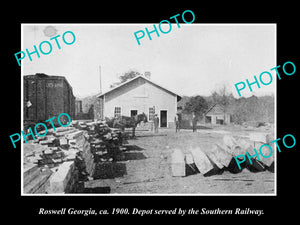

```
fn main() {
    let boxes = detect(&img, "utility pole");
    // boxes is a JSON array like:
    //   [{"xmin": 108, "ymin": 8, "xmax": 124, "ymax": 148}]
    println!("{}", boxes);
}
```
[
  {"xmin": 99, "ymin": 65, "xmax": 103, "ymax": 121},
  {"xmin": 99, "ymin": 65, "xmax": 102, "ymax": 94}
]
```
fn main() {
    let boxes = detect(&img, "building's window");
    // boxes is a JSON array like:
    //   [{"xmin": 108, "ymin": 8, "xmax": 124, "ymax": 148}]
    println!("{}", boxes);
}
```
[
  {"xmin": 114, "ymin": 107, "xmax": 121, "ymax": 117},
  {"xmin": 149, "ymin": 107, "xmax": 155, "ymax": 121}
]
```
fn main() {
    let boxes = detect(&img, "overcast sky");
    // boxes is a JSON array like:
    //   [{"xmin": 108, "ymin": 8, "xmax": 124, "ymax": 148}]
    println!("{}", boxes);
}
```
[{"xmin": 22, "ymin": 24, "xmax": 276, "ymax": 98}]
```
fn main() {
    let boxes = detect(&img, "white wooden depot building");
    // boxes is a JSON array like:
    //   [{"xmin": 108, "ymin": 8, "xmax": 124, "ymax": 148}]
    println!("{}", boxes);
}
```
[{"xmin": 97, "ymin": 75, "xmax": 181, "ymax": 128}]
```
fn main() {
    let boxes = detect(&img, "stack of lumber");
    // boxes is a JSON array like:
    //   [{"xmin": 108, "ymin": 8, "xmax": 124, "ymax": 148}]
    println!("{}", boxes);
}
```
[
  {"xmin": 85, "ymin": 121, "xmax": 126, "ymax": 180},
  {"xmin": 171, "ymin": 133, "xmax": 274, "ymax": 177},
  {"xmin": 88, "ymin": 121, "xmax": 124, "ymax": 162},
  {"xmin": 23, "ymin": 123, "xmax": 93, "ymax": 194}
]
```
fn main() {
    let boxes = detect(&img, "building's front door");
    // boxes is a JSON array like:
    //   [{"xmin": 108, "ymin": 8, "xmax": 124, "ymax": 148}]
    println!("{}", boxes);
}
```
[
  {"xmin": 131, "ymin": 110, "xmax": 138, "ymax": 117},
  {"xmin": 160, "ymin": 110, "xmax": 167, "ymax": 127}
]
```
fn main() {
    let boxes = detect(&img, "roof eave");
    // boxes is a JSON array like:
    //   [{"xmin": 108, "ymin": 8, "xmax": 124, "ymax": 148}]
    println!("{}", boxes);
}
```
[{"xmin": 97, "ymin": 75, "xmax": 181, "ymax": 100}]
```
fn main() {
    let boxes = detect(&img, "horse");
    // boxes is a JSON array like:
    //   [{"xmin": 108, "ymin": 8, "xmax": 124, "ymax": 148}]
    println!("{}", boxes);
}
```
[{"xmin": 106, "ymin": 113, "xmax": 148, "ymax": 138}]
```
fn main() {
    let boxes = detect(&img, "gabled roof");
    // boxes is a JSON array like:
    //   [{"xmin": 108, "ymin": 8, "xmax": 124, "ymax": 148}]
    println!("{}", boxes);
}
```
[
  {"xmin": 97, "ymin": 75, "xmax": 182, "ymax": 101},
  {"xmin": 205, "ymin": 103, "xmax": 228, "ymax": 115}
]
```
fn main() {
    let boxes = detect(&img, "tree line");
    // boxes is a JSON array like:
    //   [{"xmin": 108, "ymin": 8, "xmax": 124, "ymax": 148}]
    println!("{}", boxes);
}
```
[{"xmin": 179, "ymin": 88, "xmax": 274, "ymax": 125}]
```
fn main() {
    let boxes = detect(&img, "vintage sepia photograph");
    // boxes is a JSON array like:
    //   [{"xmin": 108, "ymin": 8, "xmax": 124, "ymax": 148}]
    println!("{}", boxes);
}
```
[{"xmin": 21, "ymin": 23, "xmax": 276, "ymax": 195}]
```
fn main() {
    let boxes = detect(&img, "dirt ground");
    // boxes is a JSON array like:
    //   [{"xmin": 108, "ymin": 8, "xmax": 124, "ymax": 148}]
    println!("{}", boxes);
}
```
[{"xmin": 86, "ymin": 125, "xmax": 275, "ymax": 195}]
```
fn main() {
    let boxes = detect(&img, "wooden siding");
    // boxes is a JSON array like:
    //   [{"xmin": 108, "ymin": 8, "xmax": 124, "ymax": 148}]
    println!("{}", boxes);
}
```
[{"xmin": 103, "ymin": 77, "xmax": 177, "ymax": 128}]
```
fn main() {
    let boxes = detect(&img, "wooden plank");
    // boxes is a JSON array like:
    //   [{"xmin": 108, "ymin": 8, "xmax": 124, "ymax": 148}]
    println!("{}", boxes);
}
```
[
  {"xmin": 253, "ymin": 141, "xmax": 274, "ymax": 167},
  {"xmin": 190, "ymin": 147, "xmax": 213, "ymax": 175},
  {"xmin": 54, "ymin": 129, "xmax": 78, "ymax": 137},
  {"xmin": 23, "ymin": 163, "xmax": 40, "ymax": 187},
  {"xmin": 47, "ymin": 161, "xmax": 75, "ymax": 193},
  {"xmin": 222, "ymin": 135, "xmax": 244, "ymax": 156},
  {"xmin": 171, "ymin": 149, "xmax": 185, "ymax": 177},
  {"xmin": 234, "ymin": 139, "xmax": 272, "ymax": 169},
  {"xmin": 66, "ymin": 131, "xmax": 84, "ymax": 140},
  {"xmin": 205, "ymin": 146, "xmax": 224, "ymax": 169},
  {"xmin": 212, "ymin": 144, "xmax": 233, "ymax": 167},
  {"xmin": 223, "ymin": 135, "xmax": 238, "ymax": 149},
  {"xmin": 59, "ymin": 137, "xmax": 68, "ymax": 146},
  {"xmin": 234, "ymin": 138, "xmax": 252, "ymax": 156},
  {"xmin": 249, "ymin": 133, "xmax": 268, "ymax": 143},
  {"xmin": 185, "ymin": 153, "xmax": 194, "ymax": 164},
  {"xmin": 23, "ymin": 143, "xmax": 48, "ymax": 156},
  {"xmin": 24, "ymin": 172, "xmax": 52, "ymax": 194}
]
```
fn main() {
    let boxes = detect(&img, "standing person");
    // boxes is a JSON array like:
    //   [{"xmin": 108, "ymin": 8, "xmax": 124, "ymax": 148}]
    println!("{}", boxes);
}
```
[
  {"xmin": 153, "ymin": 114, "xmax": 157, "ymax": 133},
  {"xmin": 178, "ymin": 113, "xmax": 182, "ymax": 132},
  {"xmin": 175, "ymin": 114, "xmax": 179, "ymax": 132},
  {"xmin": 192, "ymin": 112, "xmax": 197, "ymax": 132},
  {"xmin": 150, "ymin": 120, "xmax": 154, "ymax": 132},
  {"xmin": 154, "ymin": 114, "xmax": 159, "ymax": 133}
]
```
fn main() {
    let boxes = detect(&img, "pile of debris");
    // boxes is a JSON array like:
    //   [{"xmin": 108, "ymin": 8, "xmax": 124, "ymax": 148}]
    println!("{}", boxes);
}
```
[{"xmin": 171, "ymin": 133, "xmax": 274, "ymax": 177}]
